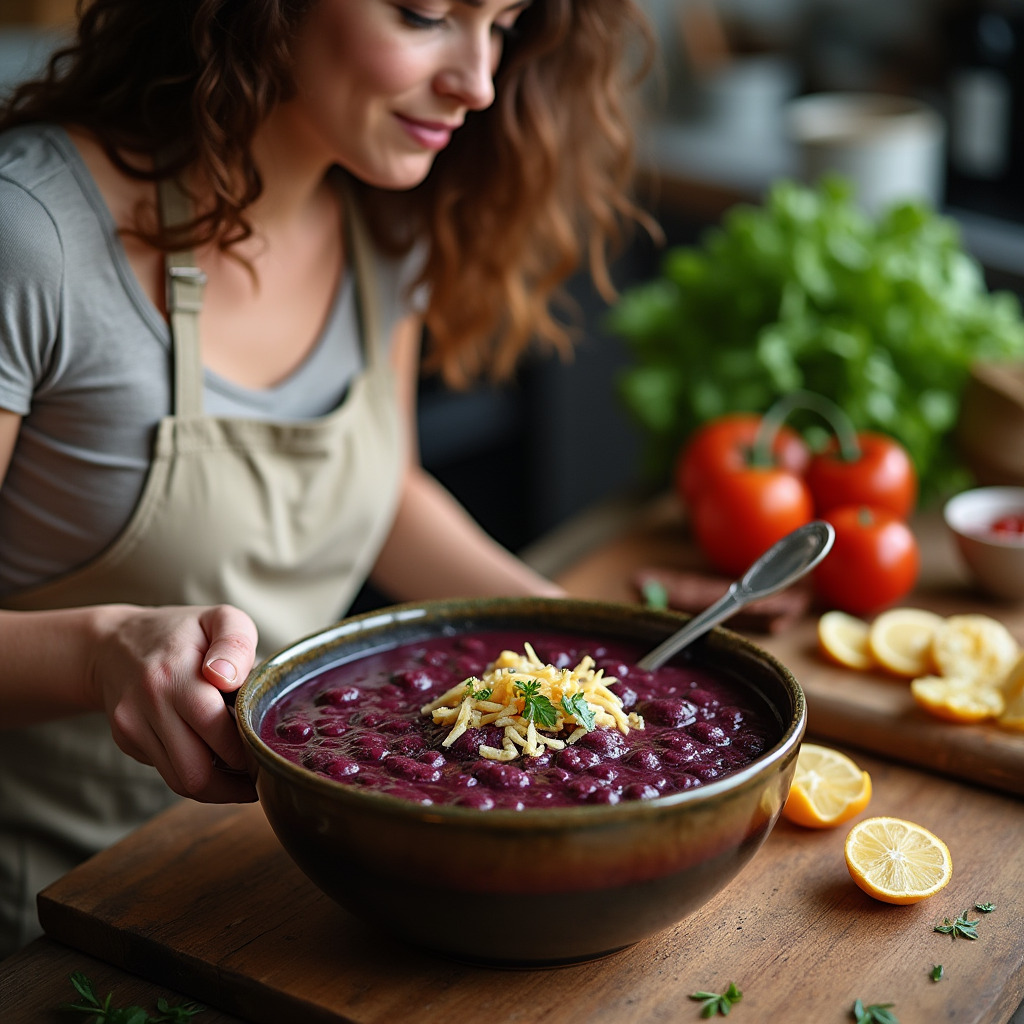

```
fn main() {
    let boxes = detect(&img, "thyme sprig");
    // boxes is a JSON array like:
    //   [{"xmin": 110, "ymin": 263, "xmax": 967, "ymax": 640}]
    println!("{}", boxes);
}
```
[
  {"xmin": 689, "ymin": 982, "xmax": 742, "ymax": 1017},
  {"xmin": 61, "ymin": 972, "xmax": 205, "ymax": 1023},
  {"xmin": 934, "ymin": 910, "xmax": 980, "ymax": 940}
]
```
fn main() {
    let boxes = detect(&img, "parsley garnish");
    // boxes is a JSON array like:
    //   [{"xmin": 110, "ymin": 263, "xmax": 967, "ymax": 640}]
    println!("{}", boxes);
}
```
[
  {"xmin": 934, "ymin": 910, "xmax": 979, "ymax": 940},
  {"xmin": 463, "ymin": 679, "xmax": 492, "ymax": 700},
  {"xmin": 689, "ymin": 983, "xmax": 742, "ymax": 1017},
  {"xmin": 852, "ymin": 999, "xmax": 899, "ymax": 1024},
  {"xmin": 975, "ymin": 901, "xmax": 996, "ymax": 913},
  {"xmin": 61, "ymin": 972, "xmax": 205, "ymax": 1023},
  {"xmin": 514, "ymin": 680, "xmax": 559, "ymax": 729},
  {"xmin": 929, "ymin": 964, "xmax": 944, "ymax": 982},
  {"xmin": 560, "ymin": 692, "xmax": 597, "ymax": 731}
]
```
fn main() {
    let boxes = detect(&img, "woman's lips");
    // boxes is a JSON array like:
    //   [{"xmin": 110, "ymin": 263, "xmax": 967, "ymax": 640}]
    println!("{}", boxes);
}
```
[{"xmin": 396, "ymin": 114, "xmax": 458, "ymax": 151}]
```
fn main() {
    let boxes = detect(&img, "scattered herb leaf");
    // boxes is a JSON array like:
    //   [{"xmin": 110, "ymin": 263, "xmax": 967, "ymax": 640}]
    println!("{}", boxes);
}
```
[
  {"xmin": 514, "ymin": 680, "xmax": 559, "ymax": 729},
  {"xmin": 853, "ymin": 999, "xmax": 900, "ymax": 1024},
  {"xmin": 463, "ymin": 679, "xmax": 492, "ymax": 700},
  {"xmin": 560, "ymin": 692, "xmax": 597, "ymax": 731},
  {"xmin": 641, "ymin": 578, "xmax": 669, "ymax": 610},
  {"xmin": 689, "ymin": 982, "xmax": 742, "ymax": 1017},
  {"xmin": 61, "ymin": 972, "xmax": 205, "ymax": 1023},
  {"xmin": 935, "ymin": 911, "xmax": 980, "ymax": 940},
  {"xmin": 929, "ymin": 965, "xmax": 944, "ymax": 982},
  {"xmin": 975, "ymin": 901, "xmax": 996, "ymax": 913}
]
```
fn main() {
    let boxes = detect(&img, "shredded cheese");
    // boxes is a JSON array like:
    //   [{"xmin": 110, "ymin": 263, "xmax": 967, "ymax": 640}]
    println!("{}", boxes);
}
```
[{"xmin": 420, "ymin": 643, "xmax": 644, "ymax": 761}]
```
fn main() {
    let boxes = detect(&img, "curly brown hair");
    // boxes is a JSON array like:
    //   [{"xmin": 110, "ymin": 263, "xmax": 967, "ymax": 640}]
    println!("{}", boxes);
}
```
[{"xmin": 1, "ymin": 0, "xmax": 654, "ymax": 384}]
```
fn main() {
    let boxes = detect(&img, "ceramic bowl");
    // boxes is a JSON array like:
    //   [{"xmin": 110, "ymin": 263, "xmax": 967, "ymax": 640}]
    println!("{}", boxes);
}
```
[
  {"xmin": 235, "ymin": 597, "xmax": 805, "ymax": 967},
  {"xmin": 944, "ymin": 487, "xmax": 1024, "ymax": 601}
]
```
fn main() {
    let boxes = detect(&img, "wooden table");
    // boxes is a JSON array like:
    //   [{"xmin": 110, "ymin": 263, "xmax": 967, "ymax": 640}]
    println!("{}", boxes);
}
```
[{"xmin": 2, "ymin": 496, "xmax": 1023, "ymax": 1024}]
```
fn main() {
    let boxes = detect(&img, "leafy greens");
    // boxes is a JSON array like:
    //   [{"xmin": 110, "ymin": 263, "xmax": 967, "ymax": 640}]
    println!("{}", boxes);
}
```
[{"xmin": 609, "ymin": 176, "xmax": 1024, "ymax": 502}]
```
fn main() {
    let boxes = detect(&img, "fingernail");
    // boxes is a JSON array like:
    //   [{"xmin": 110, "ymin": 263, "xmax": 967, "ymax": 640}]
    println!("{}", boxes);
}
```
[{"xmin": 206, "ymin": 659, "xmax": 237, "ymax": 683}]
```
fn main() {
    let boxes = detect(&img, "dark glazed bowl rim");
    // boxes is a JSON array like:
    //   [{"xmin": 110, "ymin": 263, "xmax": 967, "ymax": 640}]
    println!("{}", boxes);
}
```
[{"xmin": 236, "ymin": 596, "xmax": 806, "ymax": 827}]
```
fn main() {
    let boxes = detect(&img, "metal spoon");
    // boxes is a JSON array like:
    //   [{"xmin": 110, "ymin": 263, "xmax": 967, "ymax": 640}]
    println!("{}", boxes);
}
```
[{"xmin": 636, "ymin": 519, "xmax": 835, "ymax": 671}]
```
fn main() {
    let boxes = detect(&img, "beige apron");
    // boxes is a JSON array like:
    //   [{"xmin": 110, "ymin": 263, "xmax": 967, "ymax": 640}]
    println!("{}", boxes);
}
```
[{"xmin": 0, "ymin": 180, "xmax": 404, "ymax": 957}]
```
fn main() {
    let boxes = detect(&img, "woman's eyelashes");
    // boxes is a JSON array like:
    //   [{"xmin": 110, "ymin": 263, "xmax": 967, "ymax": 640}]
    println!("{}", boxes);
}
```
[
  {"xmin": 397, "ymin": 5, "xmax": 521, "ymax": 41},
  {"xmin": 398, "ymin": 6, "xmax": 446, "ymax": 30}
]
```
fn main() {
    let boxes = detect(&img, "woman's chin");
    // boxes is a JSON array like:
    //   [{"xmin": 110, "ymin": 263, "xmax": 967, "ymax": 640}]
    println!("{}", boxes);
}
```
[{"xmin": 345, "ymin": 154, "xmax": 438, "ymax": 192}]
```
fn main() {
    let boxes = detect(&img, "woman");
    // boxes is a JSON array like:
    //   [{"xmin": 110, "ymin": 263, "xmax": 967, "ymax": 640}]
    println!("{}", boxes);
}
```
[{"xmin": 0, "ymin": 0, "xmax": 651, "ymax": 955}]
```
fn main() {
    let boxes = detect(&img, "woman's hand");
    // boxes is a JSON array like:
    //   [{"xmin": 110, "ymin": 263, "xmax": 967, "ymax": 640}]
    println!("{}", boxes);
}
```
[{"xmin": 89, "ymin": 603, "xmax": 260, "ymax": 804}]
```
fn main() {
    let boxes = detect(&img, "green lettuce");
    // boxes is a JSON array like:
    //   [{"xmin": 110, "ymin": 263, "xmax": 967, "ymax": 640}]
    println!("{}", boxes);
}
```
[{"xmin": 610, "ymin": 177, "xmax": 1024, "ymax": 503}]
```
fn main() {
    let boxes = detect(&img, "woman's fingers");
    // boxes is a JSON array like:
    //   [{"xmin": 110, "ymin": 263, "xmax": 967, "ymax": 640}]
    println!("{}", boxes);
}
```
[
  {"xmin": 96, "ymin": 604, "xmax": 260, "ymax": 802},
  {"xmin": 200, "ymin": 605, "xmax": 259, "ymax": 693}
]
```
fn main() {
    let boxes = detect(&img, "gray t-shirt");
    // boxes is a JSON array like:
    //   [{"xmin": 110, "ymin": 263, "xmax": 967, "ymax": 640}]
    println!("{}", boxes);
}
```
[{"xmin": 0, "ymin": 124, "xmax": 423, "ymax": 595}]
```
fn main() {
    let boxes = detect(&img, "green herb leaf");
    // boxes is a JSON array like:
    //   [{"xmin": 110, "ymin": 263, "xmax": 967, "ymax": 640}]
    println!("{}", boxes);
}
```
[
  {"xmin": 690, "ymin": 982, "xmax": 742, "ymax": 1017},
  {"xmin": 852, "ymin": 999, "xmax": 900, "ymax": 1024},
  {"xmin": 60, "ymin": 973, "xmax": 206, "ymax": 1023},
  {"xmin": 929, "ymin": 964, "xmax": 944, "ymax": 982},
  {"xmin": 975, "ymin": 901, "xmax": 996, "ymax": 913},
  {"xmin": 463, "ymin": 679, "xmax": 492, "ymax": 700},
  {"xmin": 935, "ymin": 911, "xmax": 980, "ymax": 940},
  {"xmin": 641, "ymin": 578, "xmax": 669, "ymax": 610},
  {"xmin": 561, "ymin": 693, "xmax": 597, "ymax": 731},
  {"xmin": 514, "ymin": 681, "xmax": 559, "ymax": 729}
]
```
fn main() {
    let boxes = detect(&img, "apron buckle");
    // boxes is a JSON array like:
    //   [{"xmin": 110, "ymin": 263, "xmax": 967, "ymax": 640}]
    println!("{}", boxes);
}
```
[{"xmin": 166, "ymin": 263, "xmax": 208, "ymax": 315}]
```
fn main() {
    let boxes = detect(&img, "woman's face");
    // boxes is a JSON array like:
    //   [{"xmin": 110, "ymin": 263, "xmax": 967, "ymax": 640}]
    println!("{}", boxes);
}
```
[{"xmin": 285, "ymin": 0, "xmax": 530, "ymax": 189}]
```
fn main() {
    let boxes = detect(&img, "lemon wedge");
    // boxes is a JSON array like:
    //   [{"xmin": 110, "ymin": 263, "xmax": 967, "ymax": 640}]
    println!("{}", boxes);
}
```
[{"xmin": 782, "ymin": 743, "xmax": 872, "ymax": 829}]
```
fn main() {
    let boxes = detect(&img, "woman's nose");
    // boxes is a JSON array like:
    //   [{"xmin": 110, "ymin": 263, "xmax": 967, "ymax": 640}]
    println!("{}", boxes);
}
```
[{"xmin": 435, "ymin": 30, "xmax": 498, "ymax": 111}]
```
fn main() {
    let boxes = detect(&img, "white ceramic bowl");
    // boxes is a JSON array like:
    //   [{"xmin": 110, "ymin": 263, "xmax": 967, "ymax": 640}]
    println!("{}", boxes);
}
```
[{"xmin": 944, "ymin": 487, "xmax": 1024, "ymax": 601}]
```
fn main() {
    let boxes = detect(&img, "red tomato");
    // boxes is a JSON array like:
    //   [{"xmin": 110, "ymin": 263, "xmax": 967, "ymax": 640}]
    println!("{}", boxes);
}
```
[
  {"xmin": 805, "ymin": 432, "xmax": 917, "ymax": 519},
  {"xmin": 676, "ymin": 413, "xmax": 810, "ymax": 512},
  {"xmin": 690, "ymin": 468, "xmax": 815, "ymax": 576},
  {"xmin": 812, "ymin": 505, "xmax": 920, "ymax": 615}
]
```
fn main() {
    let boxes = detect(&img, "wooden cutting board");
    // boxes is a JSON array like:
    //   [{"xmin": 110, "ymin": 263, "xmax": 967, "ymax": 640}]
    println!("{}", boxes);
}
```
[
  {"xmin": 552, "ymin": 496, "xmax": 1024, "ymax": 797},
  {"xmin": 36, "ymin": 772, "xmax": 1024, "ymax": 1024}
]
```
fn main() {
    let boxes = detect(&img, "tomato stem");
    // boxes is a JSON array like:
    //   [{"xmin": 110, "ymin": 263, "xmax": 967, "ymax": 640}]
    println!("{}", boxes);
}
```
[{"xmin": 754, "ymin": 389, "xmax": 861, "ymax": 465}]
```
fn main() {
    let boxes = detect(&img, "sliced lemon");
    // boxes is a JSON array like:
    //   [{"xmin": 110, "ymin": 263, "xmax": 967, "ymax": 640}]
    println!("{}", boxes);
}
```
[
  {"xmin": 867, "ymin": 608, "xmax": 945, "ymax": 678},
  {"xmin": 817, "ymin": 611, "xmax": 874, "ymax": 671},
  {"xmin": 930, "ymin": 614, "xmax": 1020, "ymax": 685},
  {"xmin": 910, "ymin": 675, "xmax": 1005, "ymax": 723},
  {"xmin": 844, "ymin": 816, "xmax": 952, "ymax": 905},
  {"xmin": 782, "ymin": 743, "xmax": 872, "ymax": 829},
  {"xmin": 999, "ymin": 650, "xmax": 1024, "ymax": 701},
  {"xmin": 998, "ymin": 661, "xmax": 1024, "ymax": 731}
]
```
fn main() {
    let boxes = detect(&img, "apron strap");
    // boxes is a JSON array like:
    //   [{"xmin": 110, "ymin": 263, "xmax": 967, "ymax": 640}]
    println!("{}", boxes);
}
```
[
  {"xmin": 157, "ymin": 177, "xmax": 206, "ymax": 418},
  {"xmin": 156, "ymin": 172, "xmax": 382, "ymax": 412}
]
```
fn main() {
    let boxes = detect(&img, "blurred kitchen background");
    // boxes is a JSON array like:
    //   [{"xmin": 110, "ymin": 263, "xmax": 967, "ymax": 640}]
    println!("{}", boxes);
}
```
[{"xmin": 4, "ymin": 0, "xmax": 1024, "ymax": 559}]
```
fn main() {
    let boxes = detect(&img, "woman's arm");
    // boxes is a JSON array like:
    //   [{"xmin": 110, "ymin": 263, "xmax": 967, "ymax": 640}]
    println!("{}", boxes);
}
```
[
  {"xmin": 369, "ymin": 319, "xmax": 564, "ymax": 602},
  {"xmin": 0, "ymin": 411, "xmax": 258, "ymax": 802}
]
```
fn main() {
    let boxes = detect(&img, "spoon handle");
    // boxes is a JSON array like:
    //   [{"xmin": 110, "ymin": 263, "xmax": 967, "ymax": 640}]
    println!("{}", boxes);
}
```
[{"xmin": 636, "ymin": 583, "xmax": 742, "ymax": 671}]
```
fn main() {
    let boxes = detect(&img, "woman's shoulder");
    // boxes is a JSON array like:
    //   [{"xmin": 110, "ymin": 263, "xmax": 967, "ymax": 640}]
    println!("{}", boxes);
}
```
[
  {"xmin": 0, "ymin": 126, "xmax": 69, "ymax": 277},
  {"xmin": 0, "ymin": 124, "xmax": 93, "ymax": 257},
  {"xmin": 0, "ymin": 122, "xmax": 76, "ymax": 192}
]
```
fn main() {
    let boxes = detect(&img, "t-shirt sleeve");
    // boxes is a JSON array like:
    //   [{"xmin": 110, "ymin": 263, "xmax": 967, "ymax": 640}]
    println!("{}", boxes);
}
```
[{"xmin": 0, "ymin": 177, "xmax": 63, "ymax": 415}]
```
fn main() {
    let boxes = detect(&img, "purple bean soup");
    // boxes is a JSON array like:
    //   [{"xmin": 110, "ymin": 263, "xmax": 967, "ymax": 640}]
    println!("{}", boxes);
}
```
[{"xmin": 261, "ymin": 630, "xmax": 782, "ymax": 810}]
